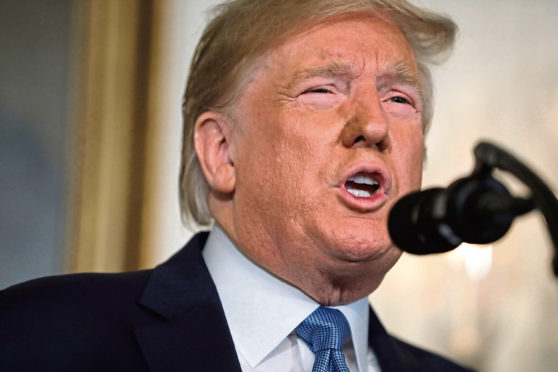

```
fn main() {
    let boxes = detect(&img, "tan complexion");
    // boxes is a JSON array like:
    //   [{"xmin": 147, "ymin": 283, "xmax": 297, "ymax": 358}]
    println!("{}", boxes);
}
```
[{"xmin": 196, "ymin": 12, "xmax": 424, "ymax": 305}]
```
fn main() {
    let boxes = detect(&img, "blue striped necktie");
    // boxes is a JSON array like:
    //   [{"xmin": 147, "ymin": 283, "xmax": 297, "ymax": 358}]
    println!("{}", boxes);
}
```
[{"xmin": 295, "ymin": 306, "xmax": 351, "ymax": 372}]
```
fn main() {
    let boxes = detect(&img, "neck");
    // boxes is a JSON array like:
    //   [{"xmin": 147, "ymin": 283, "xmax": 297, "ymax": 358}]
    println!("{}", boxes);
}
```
[
  {"xmin": 211, "ymin": 203, "xmax": 389, "ymax": 306},
  {"xmin": 272, "ymin": 259, "xmax": 386, "ymax": 305}
]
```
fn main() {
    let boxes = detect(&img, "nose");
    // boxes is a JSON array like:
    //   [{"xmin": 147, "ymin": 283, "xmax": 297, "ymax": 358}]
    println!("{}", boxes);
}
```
[{"xmin": 340, "ymin": 88, "xmax": 390, "ymax": 151}]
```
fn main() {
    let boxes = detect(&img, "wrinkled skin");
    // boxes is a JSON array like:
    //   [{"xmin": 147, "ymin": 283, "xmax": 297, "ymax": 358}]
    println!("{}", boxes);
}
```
[{"xmin": 201, "ymin": 12, "xmax": 425, "ymax": 305}]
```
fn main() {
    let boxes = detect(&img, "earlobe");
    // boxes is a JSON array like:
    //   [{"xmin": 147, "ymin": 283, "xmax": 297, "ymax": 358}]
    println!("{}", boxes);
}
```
[{"xmin": 194, "ymin": 112, "xmax": 236, "ymax": 194}]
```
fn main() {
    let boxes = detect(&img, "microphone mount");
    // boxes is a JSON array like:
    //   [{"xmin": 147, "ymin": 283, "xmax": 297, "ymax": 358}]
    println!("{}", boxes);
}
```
[{"xmin": 388, "ymin": 141, "xmax": 558, "ymax": 278}]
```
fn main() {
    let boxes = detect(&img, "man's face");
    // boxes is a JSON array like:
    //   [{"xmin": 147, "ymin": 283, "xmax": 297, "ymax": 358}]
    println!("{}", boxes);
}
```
[{"xmin": 227, "ymin": 13, "xmax": 424, "ymax": 302}]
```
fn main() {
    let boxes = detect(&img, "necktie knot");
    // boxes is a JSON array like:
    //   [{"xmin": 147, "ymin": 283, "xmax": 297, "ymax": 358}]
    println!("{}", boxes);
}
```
[{"xmin": 295, "ymin": 307, "xmax": 351, "ymax": 372}]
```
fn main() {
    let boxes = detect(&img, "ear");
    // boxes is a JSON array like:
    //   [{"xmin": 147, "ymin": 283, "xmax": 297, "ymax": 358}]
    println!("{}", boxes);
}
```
[{"xmin": 194, "ymin": 111, "xmax": 236, "ymax": 194}]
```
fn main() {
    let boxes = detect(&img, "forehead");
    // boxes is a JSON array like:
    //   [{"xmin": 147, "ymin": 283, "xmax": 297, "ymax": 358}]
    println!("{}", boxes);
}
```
[{"xmin": 262, "ymin": 12, "xmax": 417, "ymax": 81}]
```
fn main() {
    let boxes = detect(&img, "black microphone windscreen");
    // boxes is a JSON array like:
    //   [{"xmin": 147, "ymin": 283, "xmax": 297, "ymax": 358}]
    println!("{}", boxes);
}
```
[{"xmin": 388, "ymin": 188, "xmax": 461, "ymax": 255}]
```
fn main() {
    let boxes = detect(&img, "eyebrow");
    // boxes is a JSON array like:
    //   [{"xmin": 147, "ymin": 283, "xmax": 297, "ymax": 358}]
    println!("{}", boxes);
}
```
[
  {"xmin": 377, "ymin": 59, "xmax": 422, "ymax": 94},
  {"xmin": 283, "ymin": 61, "xmax": 359, "ymax": 90},
  {"xmin": 281, "ymin": 58, "xmax": 423, "ymax": 97}
]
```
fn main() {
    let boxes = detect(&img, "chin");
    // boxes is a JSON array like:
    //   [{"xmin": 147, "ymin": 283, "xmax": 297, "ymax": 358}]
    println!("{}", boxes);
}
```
[{"xmin": 324, "ymin": 222, "xmax": 396, "ymax": 263}]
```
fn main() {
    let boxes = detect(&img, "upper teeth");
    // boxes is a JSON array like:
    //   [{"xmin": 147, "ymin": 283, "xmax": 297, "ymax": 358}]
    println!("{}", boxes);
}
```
[
  {"xmin": 348, "ymin": 174, "xmax": 378, "ymax": 186},
  {"xmin": 345, "ymin": 173, "xmax": 380, "ymax": 198}
]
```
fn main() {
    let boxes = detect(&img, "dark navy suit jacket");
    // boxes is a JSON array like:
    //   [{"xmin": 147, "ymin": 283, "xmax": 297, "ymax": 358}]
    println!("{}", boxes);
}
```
[{"xmin": 0, "ymin": 232, "xmax": 474, "ymax": 371}]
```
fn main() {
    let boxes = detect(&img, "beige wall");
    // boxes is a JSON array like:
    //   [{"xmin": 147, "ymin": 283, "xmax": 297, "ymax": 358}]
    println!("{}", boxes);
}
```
[{"xmin": 135, "ymin": 0, "xmax": 217, "ymax": 268}]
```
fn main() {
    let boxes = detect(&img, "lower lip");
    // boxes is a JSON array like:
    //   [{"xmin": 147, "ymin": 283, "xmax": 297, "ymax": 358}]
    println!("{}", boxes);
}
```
[{"xmin": 337, "ymin": 186, "xmax": 389, "ymax": 211}]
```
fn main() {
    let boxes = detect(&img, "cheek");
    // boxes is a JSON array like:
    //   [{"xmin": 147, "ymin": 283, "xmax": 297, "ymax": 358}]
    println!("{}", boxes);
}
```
[
  {"xmin": 236, "ymin": 121, "xmax": 306, "ymax": 202},
  {"xmin": 397, "ymin": 129, "xmax": 424, "ymax": 191},
  {"xmin": 409, "ymin": 151, "xmax": 424, "ymax": 188}
]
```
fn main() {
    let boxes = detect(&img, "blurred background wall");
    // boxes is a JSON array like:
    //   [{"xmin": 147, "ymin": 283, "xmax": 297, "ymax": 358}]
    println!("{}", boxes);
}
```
[
  {"xmin": 1, "ymin": 1, "xmax": 557, "ymax": 371},
  {"xmin": 0, "ymin": 0, "xmax": 72, "ymax": 287}
]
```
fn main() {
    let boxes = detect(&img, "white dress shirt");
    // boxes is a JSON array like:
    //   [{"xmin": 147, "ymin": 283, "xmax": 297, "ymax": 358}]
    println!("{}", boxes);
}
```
[{"xmin": 202, "ymin": 226, "xmax": 382, "ymax": 372}]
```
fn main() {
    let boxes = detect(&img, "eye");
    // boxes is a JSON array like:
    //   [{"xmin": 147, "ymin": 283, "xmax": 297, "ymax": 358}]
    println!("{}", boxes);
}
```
[
  {"xmin": 304, "ymin": 87, "xmax": 333, "ymax": 94},
  {"xmin": 383, "ymin": 92, "xmax": 418, "ymax": 120},
  {"xmin": 389, "ymin": 96, "xmax": 410, "ymax": 104},
  {"xmin": 298, "ymin": 85, "xmax": 341, "ymax": 110}
]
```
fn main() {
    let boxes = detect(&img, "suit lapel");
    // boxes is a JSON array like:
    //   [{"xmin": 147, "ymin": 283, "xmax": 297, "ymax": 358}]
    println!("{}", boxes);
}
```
[
  {"xmin": 134, "ymin": 233, "xmax": 242, "ymax": 372},
  {"xmin": 368, "ymin": 306, "xmax": 420, "ymax": 372},
  {"xmin": 133, "ymin": 233, "xmax": 426, "ymax": 372}
]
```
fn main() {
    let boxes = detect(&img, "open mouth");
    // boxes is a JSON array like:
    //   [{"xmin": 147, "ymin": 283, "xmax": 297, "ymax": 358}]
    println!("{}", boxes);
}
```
[
  {"xmin": 345, "ymin": 173, "xmax": 381, "ymax": 198},
  {"xmin": 337, "ymin": 166, "xmax": 390, "ymax": 211}
]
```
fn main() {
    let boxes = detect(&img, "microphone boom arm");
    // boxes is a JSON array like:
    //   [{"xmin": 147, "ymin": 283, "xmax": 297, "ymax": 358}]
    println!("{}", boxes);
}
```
[{"xmin": 473, "ymin": 142, "xmax": 558, "ymax": 277}]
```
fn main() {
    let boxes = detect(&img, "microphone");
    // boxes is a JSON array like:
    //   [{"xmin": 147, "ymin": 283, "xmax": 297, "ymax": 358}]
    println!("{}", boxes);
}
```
[
  {"xmin": 386, "ymin": 140, "xmax": 558, "ymax": 276},
  {"xmin": 388, "ymin": 172, "xmax": 534, "ymax": 255}
]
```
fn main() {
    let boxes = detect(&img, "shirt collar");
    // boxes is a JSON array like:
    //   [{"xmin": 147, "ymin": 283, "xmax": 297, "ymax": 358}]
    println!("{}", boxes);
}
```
[{"xmin": 202, "ymin": 225, "xmax": 370, "ymax": 371}]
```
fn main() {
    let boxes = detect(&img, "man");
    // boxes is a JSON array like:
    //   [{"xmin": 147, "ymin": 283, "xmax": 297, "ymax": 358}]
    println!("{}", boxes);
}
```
[{"xmin": 0, "ymin": 0, "xmax": 473, "ymax": 371}]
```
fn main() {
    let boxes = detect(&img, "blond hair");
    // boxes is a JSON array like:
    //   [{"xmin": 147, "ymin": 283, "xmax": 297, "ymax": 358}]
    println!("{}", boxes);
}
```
[{"xmin": 180, "ymin": 0, "xmax": 457, "ymax": 226}]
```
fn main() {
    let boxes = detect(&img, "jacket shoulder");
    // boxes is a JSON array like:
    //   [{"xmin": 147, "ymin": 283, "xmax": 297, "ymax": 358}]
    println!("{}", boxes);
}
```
[
  {"xmin": 391, "ymin": 336, "xmax": 476, "ymax": 372},
  {"xmin": 0, "ymin": 271, "xmax": 154, "ymax": 371},
  {"xmin": 1, "ymin": 270, "xmax": 151, "ymax": 312},
  {"xmin": 369, "ymin": 306, "xmax": 475, "ymax": 372}
]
